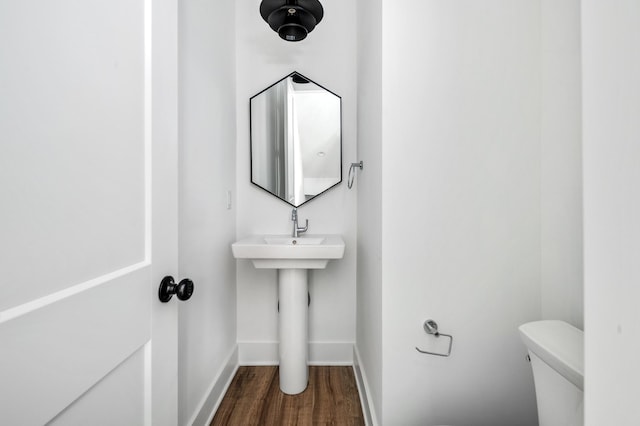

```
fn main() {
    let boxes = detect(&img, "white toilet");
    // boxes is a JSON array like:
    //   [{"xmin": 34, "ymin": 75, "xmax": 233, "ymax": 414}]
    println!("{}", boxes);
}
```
[{"xmin": 519, "ymin": 320, "xmax": 584, "ymax": 426}]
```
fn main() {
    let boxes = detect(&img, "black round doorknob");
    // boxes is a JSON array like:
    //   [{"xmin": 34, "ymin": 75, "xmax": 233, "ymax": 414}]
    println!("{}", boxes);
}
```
[{"xmin": 158, "ymin": 276, "xmax": 194, "ymax": 303}]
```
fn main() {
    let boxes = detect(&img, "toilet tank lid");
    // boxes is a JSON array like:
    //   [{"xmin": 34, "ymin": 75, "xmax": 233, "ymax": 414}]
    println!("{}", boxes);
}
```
[{"xmin": 518, "ymin": 320, "xmax": 584, "ymax": 390}]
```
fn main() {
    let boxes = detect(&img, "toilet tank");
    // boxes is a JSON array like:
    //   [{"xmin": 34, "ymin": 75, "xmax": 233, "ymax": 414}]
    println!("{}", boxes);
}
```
[{"xmin": 519, "ymin": 320, "xmax": 584, "ymax": 426}]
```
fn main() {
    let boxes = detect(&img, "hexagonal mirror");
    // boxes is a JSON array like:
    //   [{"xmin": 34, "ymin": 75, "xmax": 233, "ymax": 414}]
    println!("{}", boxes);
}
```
[{"xmin": 250, "ymin": 72, "xmax": 342, "ymax": 208}]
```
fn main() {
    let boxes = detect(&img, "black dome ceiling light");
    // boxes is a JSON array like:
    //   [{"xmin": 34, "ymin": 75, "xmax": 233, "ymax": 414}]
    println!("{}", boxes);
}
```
[{"xmin": 260, "ymin": 0, "xmax": 324, "ymax": 42}]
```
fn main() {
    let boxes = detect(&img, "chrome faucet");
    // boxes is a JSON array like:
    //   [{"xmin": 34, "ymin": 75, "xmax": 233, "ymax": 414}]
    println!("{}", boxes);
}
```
[{"xmin": 291, "ymin": 208, "xmax": 308, "ymax": 238}]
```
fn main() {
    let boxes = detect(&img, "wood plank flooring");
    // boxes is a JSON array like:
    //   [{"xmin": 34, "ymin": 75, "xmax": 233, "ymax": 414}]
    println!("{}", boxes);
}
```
[{"xmin": 211, "ymin": 366, "xmax": 365, "ymax": 426}]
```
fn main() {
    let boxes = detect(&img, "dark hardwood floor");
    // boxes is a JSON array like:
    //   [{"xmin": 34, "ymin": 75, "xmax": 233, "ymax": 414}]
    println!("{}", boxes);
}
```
[{"xmin": 211, "ymin": 366, "xmax": 365, "ymax": 426}]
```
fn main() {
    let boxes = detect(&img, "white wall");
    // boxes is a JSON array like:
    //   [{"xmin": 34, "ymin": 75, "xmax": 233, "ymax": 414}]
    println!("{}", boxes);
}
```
[
  {"xmin": 355, "ymin": 0, "xmax": 383, "ymax": 423},
  {"xmin": 354, "ymin": 1, "xmax": 587, "ymax": 422},
  {"xmin": 582, "ymin": 1, "xmax": 640, "ymax": 424},
  {"xmin": 235, "ymin": 0, "xmax": 358, "ymax": 364},
  {"xmin": 358, "ymin": 1, "xmax": 543, "ymax": 424},
  {"xmin": 178, "ymin": 1, "xmax": 237, "ymax": 424},
  {"xmin": 540, "ymin": 0, "xmax": 583, "ymax": 329}
]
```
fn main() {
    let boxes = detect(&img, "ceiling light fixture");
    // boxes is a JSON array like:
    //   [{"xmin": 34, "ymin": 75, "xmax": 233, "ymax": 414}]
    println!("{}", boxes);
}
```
[{"xmin": 260, "ymin": 0, "xmax": 324, "ymax": 42}]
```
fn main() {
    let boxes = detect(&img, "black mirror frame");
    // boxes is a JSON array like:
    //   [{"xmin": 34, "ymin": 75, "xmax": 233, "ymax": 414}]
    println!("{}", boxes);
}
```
[{"xmin": 249, "ymin": 71, "xmax": 343, "ymax": 208}]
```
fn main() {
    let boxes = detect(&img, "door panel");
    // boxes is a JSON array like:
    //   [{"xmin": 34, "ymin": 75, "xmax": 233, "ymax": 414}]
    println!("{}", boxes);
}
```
[
  {"xmin": 1, "ymin": 271, "xmax": 150, "ymax": 425},
  {"xmin": 0, "ymin": 0, "xmax": 178, "ymax": 424},
  {"xmin": 0, "ymin": 0, "xmax": 146, "ymax": 310},
  {"xmin": 48, "ymin": 345, "xmax": 148, "ymax": 426}
]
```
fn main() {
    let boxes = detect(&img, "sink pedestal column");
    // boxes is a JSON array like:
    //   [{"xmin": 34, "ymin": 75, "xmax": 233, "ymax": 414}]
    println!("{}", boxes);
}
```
[{"xmin": 278, "ymin": 268, "xmax": 308, "ymax": 394}]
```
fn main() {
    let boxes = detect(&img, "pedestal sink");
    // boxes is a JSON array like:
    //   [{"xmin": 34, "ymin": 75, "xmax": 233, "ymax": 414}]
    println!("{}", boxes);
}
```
[{"xmin": 232, "ymin": 234, "xmax": 345, "ymax": 394}]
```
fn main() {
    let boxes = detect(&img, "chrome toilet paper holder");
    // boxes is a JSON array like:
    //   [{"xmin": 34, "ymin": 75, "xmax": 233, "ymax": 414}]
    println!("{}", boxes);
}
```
[{"xmin": 415, "ymin": 319, "xmax": 453, "ymax": 357}]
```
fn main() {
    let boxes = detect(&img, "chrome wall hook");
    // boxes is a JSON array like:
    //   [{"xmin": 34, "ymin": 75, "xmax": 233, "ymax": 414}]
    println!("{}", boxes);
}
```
[
  {"xmin": 415, "ymin": 319, "xmax": 453, "ymax": 357},
  {"xmin": 347, "ymin": 161, "xmax": 363, "ymax": 189}
]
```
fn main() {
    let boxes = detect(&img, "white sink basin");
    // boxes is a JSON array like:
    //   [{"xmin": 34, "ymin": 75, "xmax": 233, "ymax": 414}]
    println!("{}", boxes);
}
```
[
  {"xmin": 232, "ymin": 234, "xmax": 345, "ymax": 269},
  {"xmin": 263, "ymin": 236, "xmax": 326, "ymax": 245}
]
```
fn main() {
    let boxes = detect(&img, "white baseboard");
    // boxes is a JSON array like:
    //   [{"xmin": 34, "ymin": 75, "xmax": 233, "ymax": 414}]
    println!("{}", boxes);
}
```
[
  {"xmin": 238, "ymin": 341, "xmax": 354, "ymax": 365},
  {"xmin": 188, "ymin": 345, "xmax": 239, "ymax": 426},
  {"xmin": 353, "ymin": 345, "xmax": 378, "ymax": 426}
]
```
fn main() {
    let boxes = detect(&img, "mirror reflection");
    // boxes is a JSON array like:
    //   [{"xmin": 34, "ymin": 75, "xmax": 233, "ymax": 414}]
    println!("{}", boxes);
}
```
[{"xmin": 250, "ymin": 72, "xmax": 342, "ymax": 207}]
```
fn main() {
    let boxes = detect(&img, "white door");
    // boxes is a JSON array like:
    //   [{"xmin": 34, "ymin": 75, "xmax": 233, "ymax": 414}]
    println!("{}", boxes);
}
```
[{"xmin": 0, "ymin": 1, "xmax": 180, "ymax": 425}]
